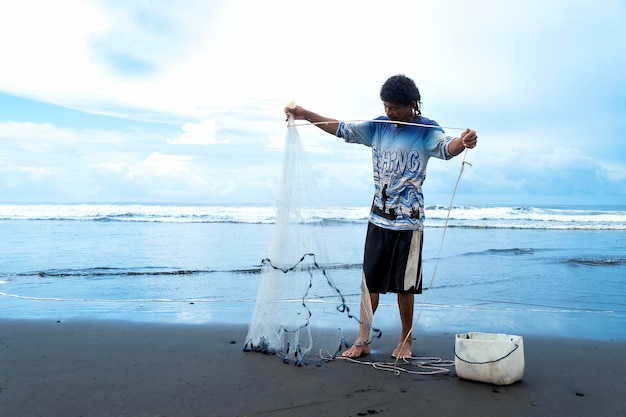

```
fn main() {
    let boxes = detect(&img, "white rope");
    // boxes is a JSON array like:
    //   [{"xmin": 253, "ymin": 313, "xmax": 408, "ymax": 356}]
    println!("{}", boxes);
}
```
[
  {"xmin": 393, "ymin": 149, "xmax": 472, "ymax": 368},
  {"xmin": 320, "ymin": 350, "xmax": 454, "ymax": 376},
  {"xmin": 292, "ymin": 118, "xmax": 467, "ymax": 131}
]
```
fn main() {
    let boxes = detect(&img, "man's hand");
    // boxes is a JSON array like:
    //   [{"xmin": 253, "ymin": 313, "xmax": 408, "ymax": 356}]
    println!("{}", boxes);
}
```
[
  {"xmin": 284, "ymin": 105, "xmax": 308, "ymax": 122},
  {"xmin": 460, "ymin": 129, "xmax": 478, "ymax": 149}
]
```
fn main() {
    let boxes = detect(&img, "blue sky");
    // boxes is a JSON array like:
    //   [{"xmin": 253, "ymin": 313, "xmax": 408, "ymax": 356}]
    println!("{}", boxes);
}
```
[{"xmin": 1, "ymin": 0, "xmax": 625, "ymax": 206}]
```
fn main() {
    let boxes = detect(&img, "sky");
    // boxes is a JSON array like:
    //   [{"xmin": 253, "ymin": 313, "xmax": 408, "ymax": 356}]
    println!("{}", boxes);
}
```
[{"xmin": 0, "ymin": 0, "xmax": 625, "ymax": 207}]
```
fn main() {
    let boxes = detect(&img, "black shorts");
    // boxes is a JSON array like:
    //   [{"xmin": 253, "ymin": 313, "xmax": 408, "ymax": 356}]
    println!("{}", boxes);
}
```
[{"xmin": 363, "ymin": 222, "xmax": 423, "ymax": 294}]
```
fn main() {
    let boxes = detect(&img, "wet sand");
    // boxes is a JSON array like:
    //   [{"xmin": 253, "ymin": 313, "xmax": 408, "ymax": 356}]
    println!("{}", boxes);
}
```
[{"xmin": 1, "ymin": 319, "xmax": 624, "ymax": 417}]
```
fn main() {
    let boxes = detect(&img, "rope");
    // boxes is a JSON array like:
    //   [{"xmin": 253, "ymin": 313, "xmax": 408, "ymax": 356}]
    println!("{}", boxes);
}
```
[
  {"xmin": 262, "ymin": 253, "xmax": 383, "ymax": 339},
  {"xmin": 291, "ymin": 118, "xmax": 467, "ymax": 131},
  {"xmin": 454, "ymin": 343, "xmax": 520, "ymax": 365},
  {"xmin": 393, "ymin": 149, "xmax": 472, "ymax": 368},
  {"xmin": 320, "ymin": 349, "xmax": 454, "ymax": 376},
  {"xmin": 251, "ymin": 253, "xmax": 382, "ymax": 365}
]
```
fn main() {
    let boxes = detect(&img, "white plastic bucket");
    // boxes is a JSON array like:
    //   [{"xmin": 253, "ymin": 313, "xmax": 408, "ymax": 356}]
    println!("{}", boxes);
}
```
[{"xmin": 454, "ymin": 332, "xmax": 525, "ymax": 385}]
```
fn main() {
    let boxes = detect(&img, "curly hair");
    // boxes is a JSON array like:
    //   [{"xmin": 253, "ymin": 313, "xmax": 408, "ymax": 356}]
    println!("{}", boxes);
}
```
[{"xmin": 379, "ymin": 74, "xmax": 422, "ymax": 117}]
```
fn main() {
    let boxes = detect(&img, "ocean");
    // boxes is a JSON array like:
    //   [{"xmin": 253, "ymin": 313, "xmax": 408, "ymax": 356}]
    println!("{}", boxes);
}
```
[{"xmin": 0, "ymin": 203, "xmax": 624, "ymax": 340}]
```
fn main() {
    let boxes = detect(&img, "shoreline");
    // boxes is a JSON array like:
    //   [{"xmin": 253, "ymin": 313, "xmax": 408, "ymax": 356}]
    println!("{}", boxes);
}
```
[{"xmin": 1, "ymin": 318, "xmax": 624, "ymax": 417}]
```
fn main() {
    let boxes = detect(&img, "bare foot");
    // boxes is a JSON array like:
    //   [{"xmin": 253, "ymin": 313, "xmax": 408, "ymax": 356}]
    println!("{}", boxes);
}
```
[
  {"xmin": 392, "ymin": 340, "xmax": 412, "ymax": 359},
  {"xmin": 341, "ymin": 341, "xmax": 371, "ymax": 358}
]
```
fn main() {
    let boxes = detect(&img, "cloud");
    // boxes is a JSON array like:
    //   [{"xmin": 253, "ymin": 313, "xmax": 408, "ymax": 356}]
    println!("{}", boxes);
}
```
[
  {"xmin": 0, "ymin": 0, "xmax": 625, "ymax": 205},
  {"xmin": 0, "ymin": 121, "xmax": 81, "ymax": 142},
  {"xmin": 601, "ymin": 162, "xmax": 626, "ymax": 183},
  {"xmin": 143, "ymin": 152, "xmax": 195, "ymax": 175},
  {"xmin": 94, "ymin": 162, "xmax": 127, "ymax": 175},
  {"xmin": 2, "ymin": 0, "xmax": 624, "ymax": 125},
  {"xmin": 266, "ymin": 132, "xmax": 285, "ymax": 151},
  {"xmin": 166, "ymin": 120, "xmax": 225, "ymax": 145},
  {"xmin": 429, "ymin": 144, "xmax": 623, "ymax": 200}
]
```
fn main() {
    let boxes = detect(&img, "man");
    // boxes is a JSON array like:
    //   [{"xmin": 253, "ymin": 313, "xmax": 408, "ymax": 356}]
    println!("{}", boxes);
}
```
[{"xmin": 284, "ymin": 74, "xmax": 478, "ymax": 359}]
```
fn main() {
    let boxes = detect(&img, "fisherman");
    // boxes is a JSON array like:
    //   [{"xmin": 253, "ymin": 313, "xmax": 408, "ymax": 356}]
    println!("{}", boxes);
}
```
[{"xmin": 284, "ymin": 74, "xmax": 478, "ymax": 358}]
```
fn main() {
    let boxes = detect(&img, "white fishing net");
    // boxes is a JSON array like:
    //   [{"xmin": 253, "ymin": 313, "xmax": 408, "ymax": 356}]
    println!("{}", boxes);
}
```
[{"xmin": 243, "ymin": 116, "xmax": 378, "ymax": 365}]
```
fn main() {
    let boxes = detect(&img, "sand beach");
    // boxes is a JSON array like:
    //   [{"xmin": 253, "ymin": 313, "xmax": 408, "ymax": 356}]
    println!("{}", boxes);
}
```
[{"xmin": 1, "ymin": 318, "xmax": 624, "ymax": 417}]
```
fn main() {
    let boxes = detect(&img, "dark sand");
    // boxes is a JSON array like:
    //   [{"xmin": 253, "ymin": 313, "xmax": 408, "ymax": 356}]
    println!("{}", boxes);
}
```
[{"xmin": 1, "ymin": 319, "xmax": 624, "ymax": 417}]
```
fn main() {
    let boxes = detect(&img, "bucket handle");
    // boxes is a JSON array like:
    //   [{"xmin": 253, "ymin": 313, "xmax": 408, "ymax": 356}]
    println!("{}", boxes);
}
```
[{"xmin": 454, "ymin": 344, "xmax": 519, "ymax": 365}]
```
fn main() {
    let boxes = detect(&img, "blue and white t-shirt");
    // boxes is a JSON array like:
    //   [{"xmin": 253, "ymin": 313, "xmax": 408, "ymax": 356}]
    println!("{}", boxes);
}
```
[{"xmin": 336, "ymin": 116, "xmax": 454, "ymax": 231}]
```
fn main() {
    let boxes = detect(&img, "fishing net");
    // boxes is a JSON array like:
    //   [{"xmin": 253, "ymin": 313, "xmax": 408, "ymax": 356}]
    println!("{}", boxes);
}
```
[{"xmin": 243, "ymin": 115, "xmax": 378, "ymax": 365}]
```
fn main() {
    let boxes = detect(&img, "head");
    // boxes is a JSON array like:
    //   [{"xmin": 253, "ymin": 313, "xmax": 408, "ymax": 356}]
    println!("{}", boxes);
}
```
[{"xmin": 379, "ymin": 74, "xmax": 421, "ymax": 122}]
